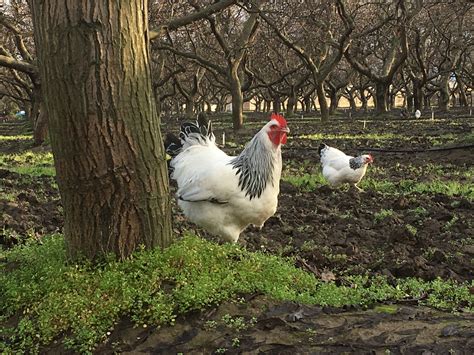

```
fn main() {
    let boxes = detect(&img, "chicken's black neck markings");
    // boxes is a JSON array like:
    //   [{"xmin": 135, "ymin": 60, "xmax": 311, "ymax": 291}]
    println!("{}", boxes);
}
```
[
  {"xmin": 229, "ymin": 135, "xmax": 276, "ymax": 200},
  {"xmin": 349, "ymin": 156, "xmax": 364, "ymax": 170}
]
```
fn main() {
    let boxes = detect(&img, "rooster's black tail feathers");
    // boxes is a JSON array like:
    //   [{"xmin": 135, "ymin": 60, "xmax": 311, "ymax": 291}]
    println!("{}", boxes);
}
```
[
  {"xmin": 318, "ymin": 143, "xmax": 327, "ymax": 157},
  {"xmin": 164, "ymin": 132, "xmax": 182, "ymax": 158},
  {"xmin": 197, "ymin": 112, "xmax": 213, "ymax": 137},
  {"xmin": 164, "ymin": 113, "xmax": 214, "ymax": 158}
]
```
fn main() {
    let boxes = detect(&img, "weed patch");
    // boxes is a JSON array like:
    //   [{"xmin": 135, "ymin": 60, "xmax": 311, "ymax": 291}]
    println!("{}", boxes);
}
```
[
  {"xmin": 1, "ymin": 234, "xmax": 473, "ymax": 353},
  {"xmin": 0, "ymin": 151, "xmax": 55, "ymax": 176}
]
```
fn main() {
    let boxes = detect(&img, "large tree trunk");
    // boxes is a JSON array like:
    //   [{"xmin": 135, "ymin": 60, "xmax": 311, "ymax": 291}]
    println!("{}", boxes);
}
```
[
  {"xmin": 27, "ymin": 86, "xmax": 49, "ymax": 146},
  {"xmin": 286, "ymin": 94, "xmax": 296, "ymax": 117},
  {"xmin": 303, "ymin": 95, "xmax": 312, "ymax": 113},
  {"xmin": 375, "ymin": 82, "xmax": 389, "ymax": 113},
  {"xmin": 272, "ymin": 96, "xmax": 281, "ymax": 113},
  {"xmin": 263, "ymin": 100, "xmax": 271, "ymax": 112},
  {"xmin": 315, "ymin": 82, "xmax": 329, "ymax": 122},
  {"xmin": 438, "ymin": 77, "xmax": 450, "ymax": 112},
  {"xmin": 359, "ymin": 89, "xmax": 368, "ymax": 112},
  {"xmin": 229, "ymin": 66, "xmax": 243, "ymax": 130},
  {"xmin": 328, "ymin": 88, "xmax": 340, "ymax": 115},
  {"xmin": 423, "ymin": 94, "xmax": 432, "ymax": 109},
  {"xmin": 412, "ymin": 79, "xmax": 423, "ymax": 111},
  {"xmin": 33, "ymin": 102, "xmax": 48, "ymax": 146},
  {"xmin": 456, "ymin": 77, "xmax": 468, "ymax": 107},
  {"xmin": 185, "ymin": 98, "xmax": 194, "ymax": 119},
  {"xmin": 406, "ymin": 92, "xmax": 414, "ymax": 112},
  {"xmin": 29, "ymin": 0, "xmax": 172, "ymax": 260},
  {"xmin": 347, "ymin": 93, "xmax": 357, "ymax": 111},
  {"xmin": 438, "ymin": 89, "xmax": 449, "ymax": 112},
  {"xmin": 253, "ymin": 97, "xmax": 261, "ymax": 112}
]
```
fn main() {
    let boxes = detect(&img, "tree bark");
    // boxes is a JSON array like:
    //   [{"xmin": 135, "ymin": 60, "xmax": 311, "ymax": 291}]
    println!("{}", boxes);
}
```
[
  {"xmin": 413, "ymin": 79, "xmax": 423, "ymax": 111},
  {"xmin": 328, "ymin": 87, "xmax": 341, "ymax": 115},
  {"xmin": 229, "ymin": 65, "xmax": 244, "ymax": 130},
  {"xmin": 254, "ymin": 97, "xmax": 261, "ymax": 112},
  {"xmin": 264, "ymin": 100, "xmax": 271, "ymax": 112},
  {"xmin": 315, "ymin": 82, "xmax": 329, "ymax": 122},
  {"xmin": 456, "ymin": 76, "xmax": 468, "ymax": 107},
  {"xmin": 423, "ymin": 94, "xmax": 431, "ymax": 109},
  {"xmin": 438, "ymin": 85, "xmax": 450, "ymax": 112},
  {"xmin": 22, "ymin": 85, "xmax": 48, "ymax": 146},
  {"xmin": 345, "ymin": 89, "xmax": 357, "ymax": 111},
  {"xmin": 272, "ymin": 96, "xmax": 281, "ymax": 113},
  {"xmin": 29, "ymin": 0, "xmax": 172, "ymax": 260},
  {"xmin": 303, "ymin": 95, "xmax": 312, "ymax": 113},
  {"xmin": 406, "ymin": 92, "xmax": 414, "ymax": 112},
  {"xmin": 375, "ymin": 82, "xmax": 389, "ymax": 113},
  {"xmin": 185, "ymin": 99, "xmax": 194, "ymax": 119},
  {"xmin": 359, "ymin": 89, "xmax": 368, "ymax": 112},
  {"xmin": 33, "ymin": 102, "xmax": 48, "ymax": 146},
  {"xmin": 286, "ymin": 86, "xmax": 296, "ymax": 117}
]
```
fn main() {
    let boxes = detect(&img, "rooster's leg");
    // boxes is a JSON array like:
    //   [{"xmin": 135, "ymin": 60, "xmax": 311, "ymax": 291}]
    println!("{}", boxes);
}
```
[{"xmin": 352, "ymin": 183, "xmax": 364, "ymax": 192}]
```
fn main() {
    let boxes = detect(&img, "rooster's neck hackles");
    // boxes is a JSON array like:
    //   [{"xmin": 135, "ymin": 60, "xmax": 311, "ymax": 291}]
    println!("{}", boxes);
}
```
[
  {"xmin": 230, "ymin": 134, "xmax": 279, "ymax": 200},
  {"xmin": 349, "ymin": 156, "xmax": 365, "ymax": 170}
]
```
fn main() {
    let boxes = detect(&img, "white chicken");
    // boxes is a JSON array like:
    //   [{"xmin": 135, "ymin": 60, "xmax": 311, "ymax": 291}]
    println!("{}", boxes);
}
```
[
  {"xmin": 166, "ymin": 113, "xmax": 289, "ymax": 243},
  {"xmin": 414, "ymin": 109, "xmax": 421, "ymax": 119},
  {"xmin": 318, "ymin": 143, "xmax": 373, "ymax": 191}
]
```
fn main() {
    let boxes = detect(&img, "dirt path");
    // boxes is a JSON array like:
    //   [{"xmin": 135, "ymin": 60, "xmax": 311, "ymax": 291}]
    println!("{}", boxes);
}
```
[{"xmin": 96, "ymin": 295, "xmax": 474, "ymax": 354}]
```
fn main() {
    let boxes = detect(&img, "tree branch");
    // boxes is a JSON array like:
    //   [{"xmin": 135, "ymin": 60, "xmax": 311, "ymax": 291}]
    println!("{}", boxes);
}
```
[
  {"xmin": 149, "ymin": 0, "xmax": 238, "ymax": 41},
  {"xmin": 0, "ymin": 14, "xmax": 33, "ymax": 62},
  {"xmin": 0, "ymin": 54, "xmax": 38, "ymax": 75},
  {"xmin": 156, "ymin": 43, "xmax": 226, "ymax": 75}
]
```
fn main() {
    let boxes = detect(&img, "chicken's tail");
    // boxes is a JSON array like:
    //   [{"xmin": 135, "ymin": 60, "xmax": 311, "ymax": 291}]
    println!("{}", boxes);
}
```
[
  {"xmin": 164, "ymin": 132, "xmax": 182, "ymax": 158},
  {"xmin": 318, "ymin": 143, "xmax": 328, "ymax": 157},
  {"xmin": 164, "ymin": 113, "xmax": 215, "ymax": 158},
  {"xmin": 179, "ymin": 114, "xmax": 215, "ymax": 150}
]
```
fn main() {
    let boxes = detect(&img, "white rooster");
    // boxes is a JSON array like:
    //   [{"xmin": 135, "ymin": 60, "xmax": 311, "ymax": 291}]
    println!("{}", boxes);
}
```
[
  {"xmin": 318, "ymin": 143, "xmax": 373, "ymax": 191},
  {"xmin": 165, "ymin": 113, "xmax": 289, "ymax": 243}
]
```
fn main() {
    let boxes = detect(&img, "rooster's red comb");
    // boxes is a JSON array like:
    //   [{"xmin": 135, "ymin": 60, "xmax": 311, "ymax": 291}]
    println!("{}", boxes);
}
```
[{"xmin": 270, "ymin": 113, "xmax": 287, "ymax": 126}]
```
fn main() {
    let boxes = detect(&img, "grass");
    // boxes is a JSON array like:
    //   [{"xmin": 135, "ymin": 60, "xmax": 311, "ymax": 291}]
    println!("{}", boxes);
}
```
[
  {"xmin": 282, "ymin": 171, "xmax": 326, "ymax": 191},
  {"xmin": 283, "ymin": 170, "xmax": 474, "ymax": 199},
  {"xmin": 360, "ymin": 177, "xmax": 474, "ymax": 199},
  {"xmin": 370, "ymin": 164, "xmax": 473, "ymax": 181},
  {"xmin": 0, "ymin": 151, "xmax": 56, "ymax": 176},
  {"xmin": 299, "ymin": 133, "xmax": 397, "ymax": 141},
  {"xmin": 0, "ymin": 135, "xmax": 33, "ymax": 142},
  {"xmin": 374, "ymin": 209, "xmax": 394, "ymax": 222},
  {"xmin": 0, "ymin": 190, "xmax": 16, "ymax": 202},
  {"xmin": 1, "ymin": 234, "xmax": 473, "ymax": 354}
]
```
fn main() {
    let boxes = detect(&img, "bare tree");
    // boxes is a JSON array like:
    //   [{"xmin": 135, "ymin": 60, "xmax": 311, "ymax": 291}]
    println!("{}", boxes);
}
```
[
  {"xmin": 325, "ymin": 60, "xmax": 354, "ymax": 114},
  {"xmin": 157, "ymin": 2, "xmax": 260, "ymax": 129},
  {"xmin": 260, "ymin": 0, "xmax": 353, "ymax": 122},
  {"xmin": 0, "ymin": 3, "xmax": 45, "ymax": 144},
  {"xmin": 345, "ymin": 0, "xmax": 422, "ymax": 113}
]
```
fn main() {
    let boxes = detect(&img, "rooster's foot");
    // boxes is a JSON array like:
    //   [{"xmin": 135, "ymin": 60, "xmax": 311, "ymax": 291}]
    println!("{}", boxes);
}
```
[{"xmin": 351, "ymin": 184, "xmax": 364, "ymax": 192}]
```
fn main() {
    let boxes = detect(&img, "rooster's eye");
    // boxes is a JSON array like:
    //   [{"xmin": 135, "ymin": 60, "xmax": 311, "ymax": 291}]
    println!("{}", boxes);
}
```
[{"xmin": 270, "ymin": 124, "xmax": 278, "ymax": 129}]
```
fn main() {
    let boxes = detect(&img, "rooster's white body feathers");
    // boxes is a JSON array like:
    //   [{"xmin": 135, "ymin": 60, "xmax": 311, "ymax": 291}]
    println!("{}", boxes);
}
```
[{"xmin": 168, "ymin": 116, "xmax": 288, "ymax": 242}]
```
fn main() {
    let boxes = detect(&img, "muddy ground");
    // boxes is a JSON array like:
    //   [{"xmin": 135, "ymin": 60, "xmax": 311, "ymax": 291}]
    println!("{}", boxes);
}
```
[{"xmin": 1, "ymin": 113, "xmax": 473, "ymax": 353}]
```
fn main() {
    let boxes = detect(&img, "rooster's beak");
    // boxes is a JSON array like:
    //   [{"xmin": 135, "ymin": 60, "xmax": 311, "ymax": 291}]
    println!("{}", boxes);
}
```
[{"xmin": 280, "ymin": 126, "xmax": 290, "ymax": 133}]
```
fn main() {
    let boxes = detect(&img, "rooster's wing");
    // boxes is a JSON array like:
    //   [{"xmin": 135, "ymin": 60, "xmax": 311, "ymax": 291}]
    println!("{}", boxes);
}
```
[{"xmin": 171, "ymin": 145, "xmax": 240, "ymax": 204}]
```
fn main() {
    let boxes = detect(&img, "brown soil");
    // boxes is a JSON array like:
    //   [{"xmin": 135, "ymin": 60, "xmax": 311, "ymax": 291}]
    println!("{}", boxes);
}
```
[
  {"xmin": 0, "ymin": 169, "xmax": 62, "ymax": 247},
  {"xmin": 1, "ymin": 115, "xmax": 473, "ymax": 353}
]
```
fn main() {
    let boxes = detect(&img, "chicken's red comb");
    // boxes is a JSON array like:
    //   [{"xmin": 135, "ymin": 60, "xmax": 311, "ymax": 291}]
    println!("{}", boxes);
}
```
[{"xmin": 270, "ymin": 113, "xmax": 287, "ymax": 126}]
